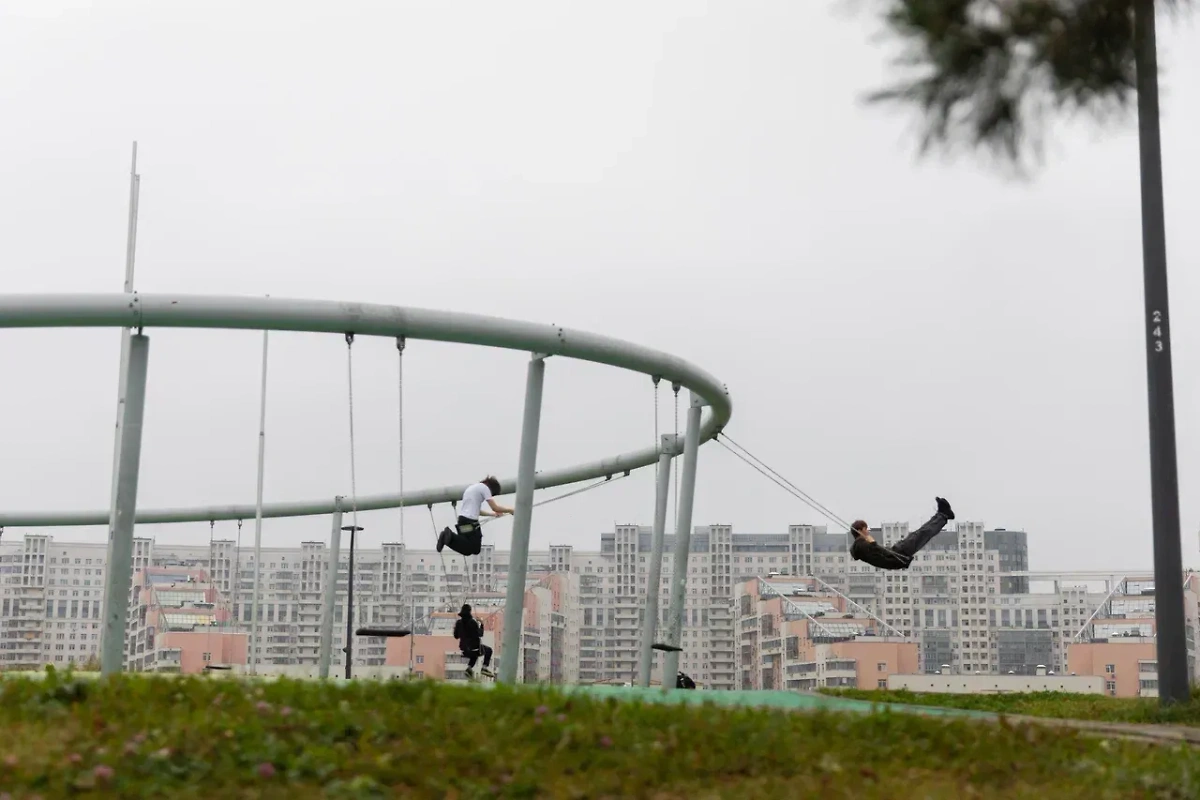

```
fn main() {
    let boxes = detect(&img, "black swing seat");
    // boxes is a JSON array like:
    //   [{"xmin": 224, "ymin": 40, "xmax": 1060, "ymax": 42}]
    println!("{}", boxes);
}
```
[
  {"xmin": 204, "ymin": 664, "xmax": 233, "ymax": 671},
  {"xmin": 355, "ymin": 627, "xmax": 412, "ymax": 638},
  {"xmin": 652, "ymin": 643, "xmax": 683, "ymax": 653}
]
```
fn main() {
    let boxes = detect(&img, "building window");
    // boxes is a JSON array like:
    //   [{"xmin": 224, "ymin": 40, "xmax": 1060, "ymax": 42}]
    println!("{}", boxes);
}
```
[
  {"xmin": 416, "ymin": 655, "xmax": 424, "ymax": 664},
  {"xmin": 877, "ymin": 662, "xmax": 887, "ymax": 672},
  {"xmin": 877, "ymin": 679, "xmax": 887, "ymax": 689},
  {"xmin": 202, "ymin": 652, "xmax": 212, "ymax": 662},
  {"xmin": 1105, "ymin": 664, "xmax": 1115, "ymax": 674}
]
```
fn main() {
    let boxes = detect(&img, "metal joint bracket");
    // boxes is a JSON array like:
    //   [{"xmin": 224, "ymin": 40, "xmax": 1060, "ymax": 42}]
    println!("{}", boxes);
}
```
[
  {"xmin": 129, "ymin": 292, "xmax": 143, "ymax": 330},
  {"xmin": 660, "ymin": 434, "xmax": 683, "ymax": 457},
  {"xmin": 690, "ymin": 393, "xmax": 709, "ymax": 409}
]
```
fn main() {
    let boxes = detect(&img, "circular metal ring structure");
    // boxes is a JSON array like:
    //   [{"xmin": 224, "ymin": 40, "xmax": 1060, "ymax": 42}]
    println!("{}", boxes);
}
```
[{"xmin": 0, "ymin": 293, "xmax": 732, "ymax": 527}]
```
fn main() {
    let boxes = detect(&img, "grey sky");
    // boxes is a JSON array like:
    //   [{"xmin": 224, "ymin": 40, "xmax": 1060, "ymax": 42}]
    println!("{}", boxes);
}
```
[{"xmin": 1, "ymin": 2, "xmax": 1197, "ymax": 573}]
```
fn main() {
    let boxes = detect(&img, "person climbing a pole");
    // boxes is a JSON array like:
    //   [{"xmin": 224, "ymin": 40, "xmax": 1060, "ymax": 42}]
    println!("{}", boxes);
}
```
[
  {"xmin": 437, "ymin": 476, "xmax": 513, "ymax": 556},
  {"xmin": 454, "ymin": 604, "xmax": 494, "ymax": 680},
  {"xmin": 849, "ymin": 497, "xmax": 955, "ymax": 570}
]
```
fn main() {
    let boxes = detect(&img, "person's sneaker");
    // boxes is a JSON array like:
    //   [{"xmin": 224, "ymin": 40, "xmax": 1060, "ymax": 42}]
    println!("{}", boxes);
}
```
[
  {"xmin": 480, "ymin": 667, "xmax": 495, "ymax": 678},
  {"xmin": 464, "ymin": 668, "xmax": 475, "ymax": 680},
  {"xmin": 436, "ymin": 528, "xmax": 449, "ymax": 553},
  {"xmin": 936, "ymin": 497, "xmax": 955, "ymax": 520}
]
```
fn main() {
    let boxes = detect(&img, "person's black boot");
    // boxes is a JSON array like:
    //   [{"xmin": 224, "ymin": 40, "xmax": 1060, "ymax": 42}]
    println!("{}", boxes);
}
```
[{"xmin": 936, "ymin": 497, "xmax": 955, "ymax": 520}]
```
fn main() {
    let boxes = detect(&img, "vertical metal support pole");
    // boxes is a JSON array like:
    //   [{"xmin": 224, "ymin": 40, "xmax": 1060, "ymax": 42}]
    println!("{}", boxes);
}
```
[
  {"xmin": 1134, "ymin": 0, "xmax": 1189, "ymax": 705},
  {"xmin": 318, "ymin": 497, "xmax": 344, "ymax": 679},
  {"xmin": 249, "ymin": 329, "xmax": 269, "ymax": 675},
  {"xmin": 108, "ymin": 143, "xmax": 141, "ymax": 511},
  {"xmin": 100, "ymin": 333, "xmax": 150, "ymax": 676},
  {"xmin": 344, "ymin": 525, "xmax": 362, "ymax": 680},
  {"xmin": 662, "ymin": 393, "xmax": 703, "ymax": 685},
  {"xmin": 638, "ymin": 437, "xmax": 677, "ymax": 687},
  {"xmin": 498, "ymin": 354, "xmax": 546, "ymax": 684},
  {"xmin": 102, "ymin": 143, "xmax": 140, "ymax": 634}
]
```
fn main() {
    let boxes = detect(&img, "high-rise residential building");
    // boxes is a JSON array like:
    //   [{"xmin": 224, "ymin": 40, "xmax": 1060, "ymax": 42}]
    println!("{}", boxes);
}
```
[
  {"xmin": 1, "ymin": 522, "xmax": 1195, "ymax": 694},
  {"xmin": 735, "ymin": 576, "xmax": 919, "ymax": 691},
  {"xmin": 125, "ymin": 566, "xmax": 245, "ymax": 673}
]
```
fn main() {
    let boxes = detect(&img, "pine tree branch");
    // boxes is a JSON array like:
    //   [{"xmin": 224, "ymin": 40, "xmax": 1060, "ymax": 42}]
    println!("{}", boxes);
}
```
[{"xmin": 867, "ymin": 0, "xmax": 1190, "ymax": 166}]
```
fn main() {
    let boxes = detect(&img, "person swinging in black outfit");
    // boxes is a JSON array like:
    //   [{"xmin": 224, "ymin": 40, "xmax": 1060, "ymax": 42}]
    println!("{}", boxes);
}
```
[
  {"xmin": 454, "ymin": 604, "xmax": 494, "ymax": 680},
  {"xmin": 849, "ymin": 497, "xmax": 955, "ymax": 570},
  {"xmin": 437, "ymin": 476, "xmax": 514, "ymax": 556}
]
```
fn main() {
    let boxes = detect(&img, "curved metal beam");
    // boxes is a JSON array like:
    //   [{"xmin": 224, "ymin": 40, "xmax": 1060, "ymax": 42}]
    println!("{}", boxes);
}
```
[{"xmin": 0, "ymin": 293, "xmax": 732, "ymax": 526}]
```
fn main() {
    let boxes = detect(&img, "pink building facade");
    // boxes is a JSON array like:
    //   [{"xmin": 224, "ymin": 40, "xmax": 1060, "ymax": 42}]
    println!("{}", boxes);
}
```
[
  {"xmin": 126, "ymin": 567, "xmax": 247, "ymax": 673},
  {"xmin": 738, "ymin": 577, "xmax": 918, "ymax": 691}
]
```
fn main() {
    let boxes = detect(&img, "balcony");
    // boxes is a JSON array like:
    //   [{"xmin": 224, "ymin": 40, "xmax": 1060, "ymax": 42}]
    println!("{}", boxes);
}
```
[
  {"xmin": 825, "ymin": 659, "xmax": 857, "ymax": 679},
  {"xmin": 786, "ymin": 662, "xmax": 818, "ymax": 675}
]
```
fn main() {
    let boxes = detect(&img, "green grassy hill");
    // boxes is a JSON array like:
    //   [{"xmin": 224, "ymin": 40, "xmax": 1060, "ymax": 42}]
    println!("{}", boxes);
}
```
[
  {"xmin": 1, "ymin": 670, "xmax": 1197, "ymax": 798},
  {"xmin": 824, "ymin": 687, "xmax": 1200, "ymax": 727}
]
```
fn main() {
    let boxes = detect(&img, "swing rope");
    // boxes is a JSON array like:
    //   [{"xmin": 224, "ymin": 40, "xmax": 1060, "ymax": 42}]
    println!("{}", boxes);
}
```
[
  {"xmin": 397, "ymin": 337, "xmax": 407, "ymax": 617},
  {"xmin": 430, "ymin": 504, "xmax": 473, "ymax": 612},
  {"xmin": 671, "ymin": 382, "xmax": 680, "ymax": 530},
  {"xmin": 207, "ymin": 520, "xmax": 217, "ymax": 662},
  {"xmin": 451, "ymin": 499, "xmax": 470, "ymax": 603},
  {"xmin": 345, "ymin": 333, "xmax": 362, "ymax": 659},
  {"xmin": 399, "ymin": 339, "xmax": 411, "ymax": 665},
  {"xmin": 714, "ymin": 433, "xmax": 851, "ymax": 530},
  {"xmin": 345, "ymin": 333, "xmax": 361, "ymax": 533},
  {"xmin": 233, "ymin": 518, "xmax": 243, "ymax": 633},
  {"xmin": 652, "ymin": 376, "xmax": 661, "ymax": 481}
]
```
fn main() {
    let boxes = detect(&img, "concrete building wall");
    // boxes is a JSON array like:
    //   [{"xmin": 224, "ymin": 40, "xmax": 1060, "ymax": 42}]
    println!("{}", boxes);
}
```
[
  {"xmin": 837, "ymin": 640, "xmax": 921, "ymax": 690},
  {"xmin": 159, "ymin": 631, "xmax": 247, "ymax": 674},
  {"xmin": 1067, "ymin": 640, "xmax": 1160, "ymax": 698}
]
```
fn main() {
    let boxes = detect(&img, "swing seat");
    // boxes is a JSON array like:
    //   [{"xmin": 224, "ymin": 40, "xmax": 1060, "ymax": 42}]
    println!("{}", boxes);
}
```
[
  {"xmin": 355, "ymin": 627, "xmax": 412, "ymax": 638},
  {"xmin": 204, "ymin": 664, "xmax": 233, "ymax": 671},
  {"xmin": 652, "ymin": 643, "xmax": 683, "ymax": 653}
]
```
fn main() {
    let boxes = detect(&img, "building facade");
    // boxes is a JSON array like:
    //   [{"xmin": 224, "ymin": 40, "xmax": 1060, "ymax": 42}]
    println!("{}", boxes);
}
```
[{"xmin": 1, "ymin": 522, "xmax": 1196, "ymax": 697}]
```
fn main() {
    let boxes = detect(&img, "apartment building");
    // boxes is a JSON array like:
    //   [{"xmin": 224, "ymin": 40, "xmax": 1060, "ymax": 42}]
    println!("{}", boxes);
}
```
[
  {"xmin": 734, "ymin": 576, "xmax": 918, "ymax": 691},
  {"xmin": 2, "ymin": 523, "xmax": 1197, "ymax": 693},
  {"xmin": 125, "ymin": 566, "xmax": 246, "ymax": 673},
  {"xmin": 0, "ymin": 535, "xmax": 112, "ymax": 669}
]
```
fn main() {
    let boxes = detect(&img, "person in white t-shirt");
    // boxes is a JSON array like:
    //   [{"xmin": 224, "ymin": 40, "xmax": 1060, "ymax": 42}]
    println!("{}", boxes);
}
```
[{"xmin": 436, "ymin": 476, "xmax": 513, "ymax": 556}]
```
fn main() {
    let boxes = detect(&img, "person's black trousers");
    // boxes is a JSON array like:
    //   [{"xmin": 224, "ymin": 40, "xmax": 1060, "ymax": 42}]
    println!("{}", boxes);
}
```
[
  {"xmin": 466, "ymin": 644, "xmax": 493, "ymax": 670},
  {"xmin": 445, "ymin": 516, "xmax": 483, "ymax": 556},
  {"xmin": 889, "ymin": 512, "xmax": 951, "ymax": 559}
]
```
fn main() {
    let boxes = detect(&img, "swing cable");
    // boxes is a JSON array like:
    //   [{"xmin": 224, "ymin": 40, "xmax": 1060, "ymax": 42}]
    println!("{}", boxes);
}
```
[
  {"xmin": 672, "ymin": 383, "xmax": 680, "ymax": 530},
  {"xmin": 345, "ymin": 333, "xmax": 361, "ymax": 536},
  {"xmin": 344, "ymin": 333, "xmax": 362, "ymax": 671},
  {"xmin": 397, "ymin": 337, "xmax": 409, "ymax": 629},
  {"xmin": 652, "ymin": 376, "xmax": 661, "ymax": 482},
  {"xmin": 207, "ymin": 520, "xmax": 217, "ymax": 662},
  {"xmin": 478, "ymin": 473, "xmax": 627, "ymax": 527},
  {"xmin": 713, "ymin": 433, "xmax": 851, "ymax": 531}
]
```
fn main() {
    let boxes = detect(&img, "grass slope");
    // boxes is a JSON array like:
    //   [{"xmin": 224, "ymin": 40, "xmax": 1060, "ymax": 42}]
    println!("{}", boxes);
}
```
[
  {"xmin": 823, "ymin": 687, "xmax": 1200, "ymax": 728},
  {"xmin": 0, "ymin": 670, "xmax": 1197, "ymax": 798}
]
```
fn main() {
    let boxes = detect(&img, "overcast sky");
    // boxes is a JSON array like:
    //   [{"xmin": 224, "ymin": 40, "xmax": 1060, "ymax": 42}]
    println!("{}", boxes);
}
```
[{"xmin": 1, "ymin": 1, "xmax": 1197, "ymax": 573}]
